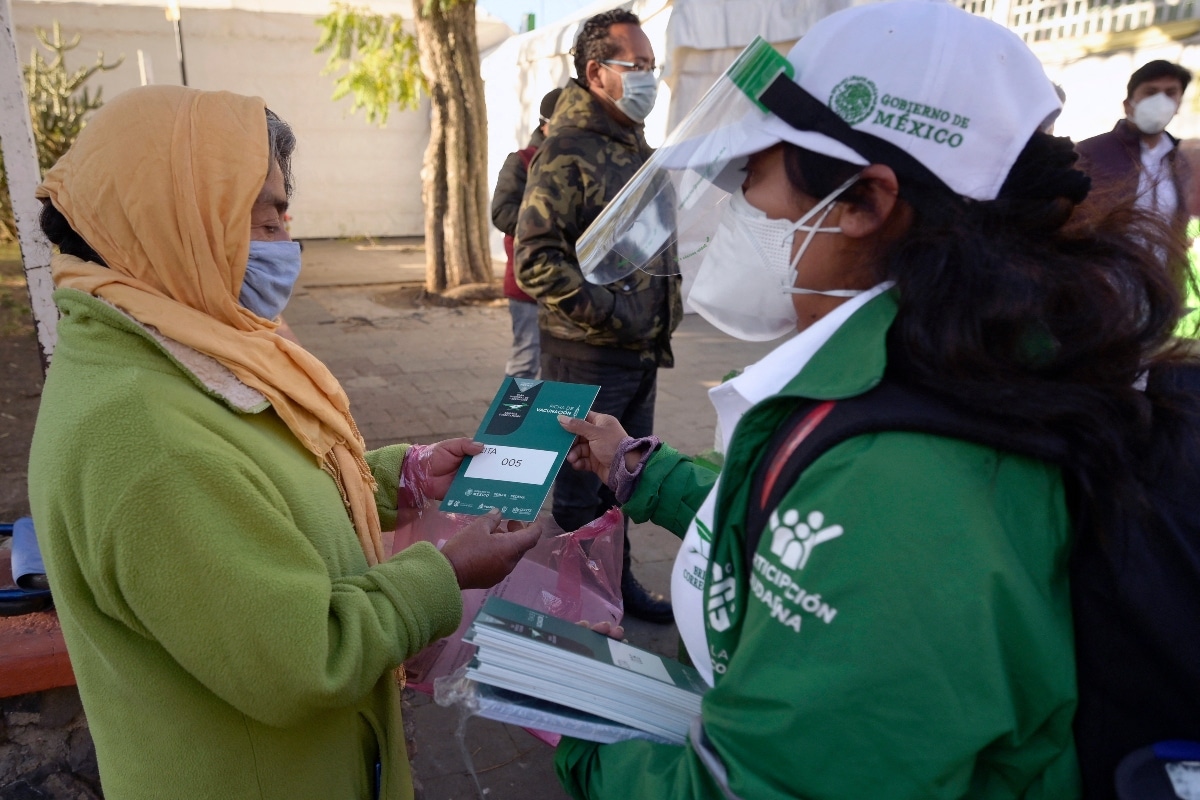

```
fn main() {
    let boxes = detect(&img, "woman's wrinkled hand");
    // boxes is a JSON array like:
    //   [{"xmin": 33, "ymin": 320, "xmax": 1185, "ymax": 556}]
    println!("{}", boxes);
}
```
[
  {"xmin": 558, "ymin": 412, "xmax": 629, "ymax": 487},
  {"xmin": 439, "ymin": 509, "xmax": 545, "ymax": 590},
  {"xmin": 401, "ymin": 438, "xmax": 484, "ymax": 505}
]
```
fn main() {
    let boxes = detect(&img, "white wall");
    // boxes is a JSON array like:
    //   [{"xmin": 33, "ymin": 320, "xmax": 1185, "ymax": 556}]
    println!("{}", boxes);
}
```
[{"xmin": 11, "ymin": 0, "xmax": 513, "ymax": 239}]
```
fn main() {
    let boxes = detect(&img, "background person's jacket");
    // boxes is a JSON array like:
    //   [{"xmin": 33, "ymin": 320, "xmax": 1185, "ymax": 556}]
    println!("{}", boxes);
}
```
[
  {"xmin": 1076, "ymin": 119, "xmax": 1193, "ymax": 239},
  {"xmin": 514, "ymin": 79, "xmax": 682, "ymax": 369},
  {"xmin": 555, "ymin": 291, "xmax": 1079, "ymax": 800},
  {"xmin": 491, "ymin": 129, "xmax": 544, "ymax": 303},
  {"xmin": 29, "ymin": 289, "xmax": 463, "ymax": 800}
]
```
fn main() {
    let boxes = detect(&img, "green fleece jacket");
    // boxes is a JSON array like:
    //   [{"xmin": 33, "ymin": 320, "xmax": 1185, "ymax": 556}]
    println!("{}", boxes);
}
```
[
  {"xmin": 556, "ymin": 292, "xmax": 1080, "ymax": 799},
  {"xmin": 28, "ymin": 290, "xmax": 463, "ymax": 800}
]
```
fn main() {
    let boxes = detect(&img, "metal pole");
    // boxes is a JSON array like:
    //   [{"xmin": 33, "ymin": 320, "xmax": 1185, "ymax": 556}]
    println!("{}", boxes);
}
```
[
  {"xmin": 172, "ymin": 16, "xmax": 186, "ymax": 86},
  {"xmin": 166, "ymin": 1, "xmax": 187, "ymax": 86},
  {"xmin": 0, "ymin": 0, "xmax": 56, "ymax": 370}
]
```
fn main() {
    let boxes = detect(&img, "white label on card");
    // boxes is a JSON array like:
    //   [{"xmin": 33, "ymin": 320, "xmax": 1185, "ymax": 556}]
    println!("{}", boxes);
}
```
[
  {"xmin": 463, "ymin": 445, "xmax": 558, "ymax": 485},
  {"xmin": 608, "ymin": 639, "xmax": 672, "ymax": 683}
]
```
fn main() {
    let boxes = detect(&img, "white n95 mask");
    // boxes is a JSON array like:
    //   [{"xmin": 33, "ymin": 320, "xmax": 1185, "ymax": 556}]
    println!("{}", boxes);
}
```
[
  {"xmin": 687, "ymin": 176, "xmax": 860, "ymax": 341},
  {"xmin": 1132, "ymin": 93, "xmax": 1179, "ymax": 135}
]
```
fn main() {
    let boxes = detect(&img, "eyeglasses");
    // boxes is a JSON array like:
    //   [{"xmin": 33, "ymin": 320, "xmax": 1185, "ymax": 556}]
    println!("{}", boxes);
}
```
[{"xmin": 602, "ymin": 59, "xmax": 661, "ymax": 76}]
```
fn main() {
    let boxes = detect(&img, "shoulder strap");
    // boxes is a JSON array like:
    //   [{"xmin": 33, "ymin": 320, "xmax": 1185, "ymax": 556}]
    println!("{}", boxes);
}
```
[{"xmin": 744, "ymin": 381, "xmax": 1069, "ymax": 567}]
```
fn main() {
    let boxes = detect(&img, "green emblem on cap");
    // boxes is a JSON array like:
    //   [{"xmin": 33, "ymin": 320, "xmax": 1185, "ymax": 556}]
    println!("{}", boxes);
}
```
[{"xmin": 829, "ymin": 76, "xmax": 877, "ymax": 126}]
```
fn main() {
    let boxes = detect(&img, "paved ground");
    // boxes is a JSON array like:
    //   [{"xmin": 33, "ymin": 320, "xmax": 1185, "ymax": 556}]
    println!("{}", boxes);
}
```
[
  {"xmin": 1, "ymin": 238, "xmax": 775, "ymax": 799},
  {"xmin": 291, "ymin": 239, "xmax": 774, "ymax": 800}
]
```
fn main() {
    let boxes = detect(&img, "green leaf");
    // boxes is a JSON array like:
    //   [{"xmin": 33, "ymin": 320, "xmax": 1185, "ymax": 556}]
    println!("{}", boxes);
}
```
[
  {"xmin": 314, "ymin": 1, "xmax": 428, "ymax": 126},
  {"xmin": 0, "ymin": 22, "xmax": 121, "ymax": 243}
]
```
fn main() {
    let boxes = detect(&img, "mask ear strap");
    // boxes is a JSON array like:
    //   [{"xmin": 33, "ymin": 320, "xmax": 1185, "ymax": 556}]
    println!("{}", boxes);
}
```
[
  {"xmin": 788, "ymin": 287, "xmax": 865, "ymax": 297},
  {"xmin": 784, "ymin": 172, "xmax": 859, "ymax": 264},
  {"xmin": 782, "ymin": 174, "xmax": 865, "ymax": 298},
  {"xmin": 790, "ymin": 173, "xmax": 861, "ymax": 232},
  {"xmin": 784, "ymin": 200, "xmax": 839, "ymax": 280}
]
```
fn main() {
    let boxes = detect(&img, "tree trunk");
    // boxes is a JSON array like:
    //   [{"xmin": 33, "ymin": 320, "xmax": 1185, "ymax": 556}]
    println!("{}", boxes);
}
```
[{"xmin": 413, "ymin": 0, "xmax": 492, "ymax": 294}]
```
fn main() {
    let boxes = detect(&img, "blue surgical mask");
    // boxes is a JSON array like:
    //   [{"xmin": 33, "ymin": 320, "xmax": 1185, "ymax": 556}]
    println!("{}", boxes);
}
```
[
  {"xmin": 239, "ymin": 240, "xmax": 302, "ymax": 320},
  {"xmin": 603, "ymin": 65, "xmax": 658, "ymax": 124}
]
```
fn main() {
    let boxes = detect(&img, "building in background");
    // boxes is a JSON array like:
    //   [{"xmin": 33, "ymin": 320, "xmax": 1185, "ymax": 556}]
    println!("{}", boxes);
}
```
[{"xmin": 959, "ymin": 0, "xmax": 1200, "ymax": 143}]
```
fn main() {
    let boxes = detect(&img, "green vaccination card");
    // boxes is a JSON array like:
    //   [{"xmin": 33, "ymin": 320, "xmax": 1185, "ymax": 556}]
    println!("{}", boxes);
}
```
[{"xmin": 439, "ymin": 377, "xmax": 599, "ymax": 521}]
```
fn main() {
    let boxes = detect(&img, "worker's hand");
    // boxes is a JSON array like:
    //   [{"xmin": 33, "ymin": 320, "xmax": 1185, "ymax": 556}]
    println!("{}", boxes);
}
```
[
  {"xmin": 400, "ymin": 438, "xmax": 484, "ymax": 505},
  {"xmin": 558, "ymin": 412, "xmax": 630, "ymax": 487},
  {"xmin": 440, "ymin": 509, "xmax": 545, "ymax": 590},
  {"xmin": 578, "ymin": 619, "xmax": 626, "ymax": 641}
]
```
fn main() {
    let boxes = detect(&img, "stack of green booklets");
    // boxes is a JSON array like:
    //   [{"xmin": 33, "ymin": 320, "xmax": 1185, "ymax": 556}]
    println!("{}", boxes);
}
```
[{"xmin": 463, "ymin": 597, "xmax": 708, "ymax": 745}]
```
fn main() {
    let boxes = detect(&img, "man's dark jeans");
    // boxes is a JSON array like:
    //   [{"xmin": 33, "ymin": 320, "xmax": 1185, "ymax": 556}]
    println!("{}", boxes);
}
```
[{"xmin": 540, "ymin": 354, "xmax": 657, "ymax": 533}]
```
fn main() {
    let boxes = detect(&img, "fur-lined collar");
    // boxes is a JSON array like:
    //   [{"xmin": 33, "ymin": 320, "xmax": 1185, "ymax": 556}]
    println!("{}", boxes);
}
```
[{"xmin": 94, "ymin": 294, "xmax": 269, "ymax": 413}]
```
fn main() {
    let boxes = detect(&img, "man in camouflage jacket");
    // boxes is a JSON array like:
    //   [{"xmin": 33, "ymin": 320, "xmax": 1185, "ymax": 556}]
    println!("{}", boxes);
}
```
[{"xmin": 515, "ymin": 9, "xmax": 682, "ymax": 622}]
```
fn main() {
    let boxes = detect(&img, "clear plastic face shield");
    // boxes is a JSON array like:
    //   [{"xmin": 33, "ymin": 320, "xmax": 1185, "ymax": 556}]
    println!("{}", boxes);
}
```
[
  {"xmin": 578, "ymin": 39, "xmax": 795, "ymax": 285},
  {"xmin": 577, "ymin": 38, "xmax": 869, "ymax": 289}
]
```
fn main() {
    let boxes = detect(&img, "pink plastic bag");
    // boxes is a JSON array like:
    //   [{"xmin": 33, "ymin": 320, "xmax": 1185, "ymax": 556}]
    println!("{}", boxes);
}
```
[{"xmin": 394, "ymin": 503, "xmax": 625, "ymax": 694}]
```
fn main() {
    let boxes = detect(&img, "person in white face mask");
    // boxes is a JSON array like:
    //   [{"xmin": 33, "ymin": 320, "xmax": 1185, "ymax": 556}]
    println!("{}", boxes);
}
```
[
  {"xmin": 514, "ymin": 9, "xmax": 683, "ymax": 623},
  {"xmin": 549, "ymin": 3, "xmax": 1197, "ymax": 799},
  {"xmin": 1077, "ymin": 59, "xmax": 1194, "ymax": 245}
]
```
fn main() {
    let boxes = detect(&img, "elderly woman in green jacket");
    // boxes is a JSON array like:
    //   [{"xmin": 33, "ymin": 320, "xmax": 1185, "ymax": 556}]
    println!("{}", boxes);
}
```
[
  {"xmin": 29, "ymin": 86, "xmax": 542, "ymax": 799},
  {"xmin": 554, "ymin": 2, "xmax": 1190, "ymax": 798}
]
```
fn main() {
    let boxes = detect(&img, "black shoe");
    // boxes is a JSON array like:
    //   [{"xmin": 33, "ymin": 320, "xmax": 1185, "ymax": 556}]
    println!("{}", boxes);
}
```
[{"xmin": 622, "ymin": 573, "xmax": 674, "ymax": 624}]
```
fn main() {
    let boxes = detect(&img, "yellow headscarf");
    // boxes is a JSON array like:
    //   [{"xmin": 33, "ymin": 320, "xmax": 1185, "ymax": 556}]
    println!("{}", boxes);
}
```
[{"xmin": 36, "ymin": 86, "xmax": 386, "ymax": 565}]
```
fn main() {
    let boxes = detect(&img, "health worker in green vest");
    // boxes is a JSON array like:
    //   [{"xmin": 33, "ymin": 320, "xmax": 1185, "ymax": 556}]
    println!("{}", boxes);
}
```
[{"xmin": 555, "ymin": 2, "xmax": 1191, "ymax": 798}]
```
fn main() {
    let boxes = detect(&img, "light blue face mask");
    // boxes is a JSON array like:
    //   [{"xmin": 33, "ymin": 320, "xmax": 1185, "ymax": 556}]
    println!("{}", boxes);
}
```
[
  {"xmin": 239, "ymin": 240, "xmax": 302, "ymax": 320},
  {"xmin": 602, "ymin": 63, "xmax": 658, "ymax": 124}
]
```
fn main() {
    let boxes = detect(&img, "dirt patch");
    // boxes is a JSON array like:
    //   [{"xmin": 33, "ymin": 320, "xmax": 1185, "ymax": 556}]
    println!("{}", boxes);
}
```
[{"xmin": 0, "ymin": 257, "xmax": 43, "ymax": 521}]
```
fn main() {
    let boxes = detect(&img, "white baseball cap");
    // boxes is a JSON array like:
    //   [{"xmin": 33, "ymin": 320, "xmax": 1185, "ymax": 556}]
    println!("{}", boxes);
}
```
[
  {"xmin": 578, "ymin": 0, "xmax": 1063, "ymax": 284},
  {"xmin": 750, "ymin": 0, "xmax": 1062, "ymax": 200}
]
